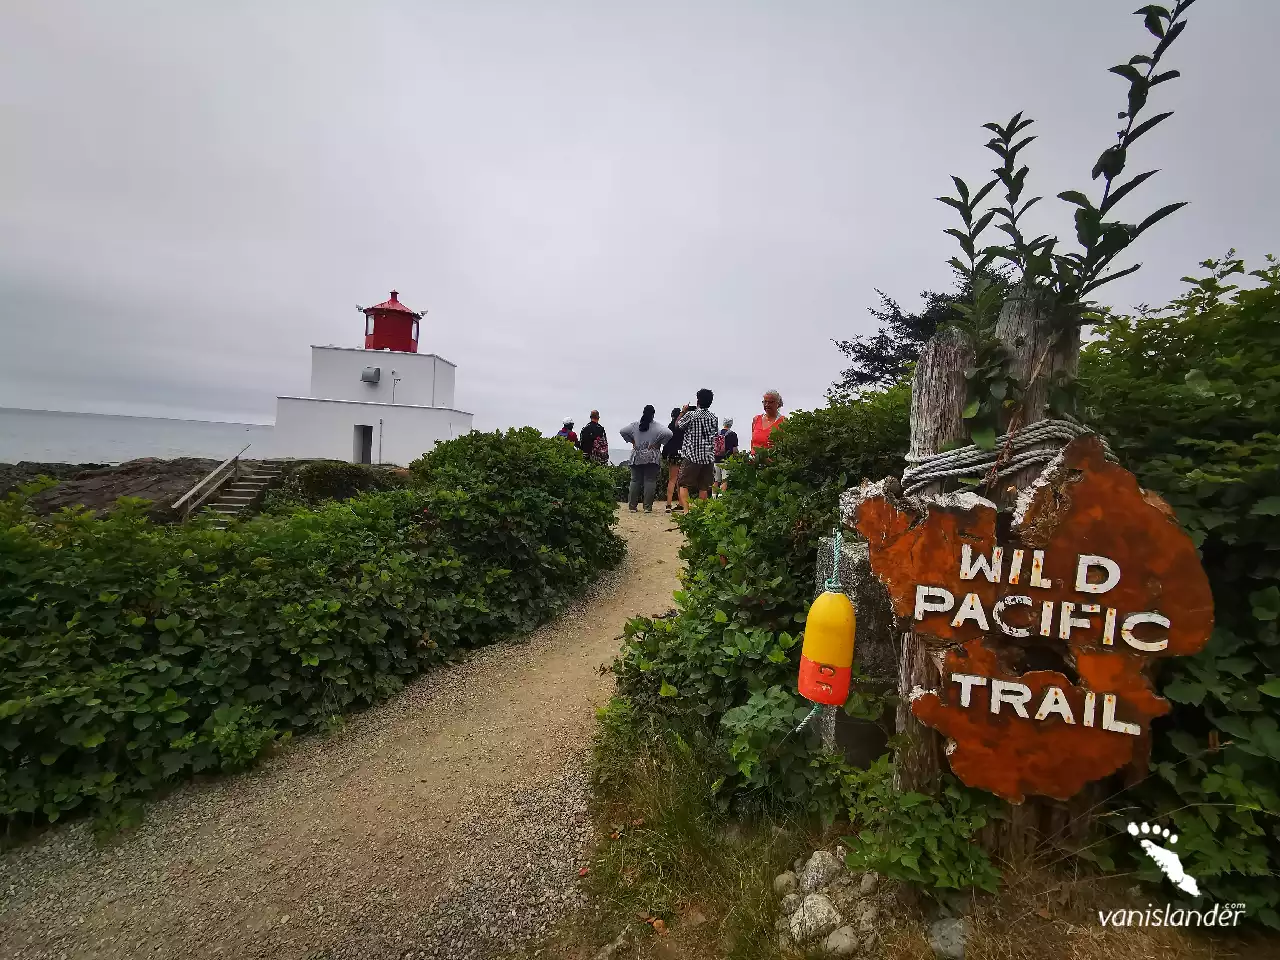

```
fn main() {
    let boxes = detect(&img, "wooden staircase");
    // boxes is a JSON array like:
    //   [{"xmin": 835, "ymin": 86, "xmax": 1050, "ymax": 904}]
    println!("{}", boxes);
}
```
[{"xmin": 203, "ymin": 460, "xmax": 286, "ymax": 528}]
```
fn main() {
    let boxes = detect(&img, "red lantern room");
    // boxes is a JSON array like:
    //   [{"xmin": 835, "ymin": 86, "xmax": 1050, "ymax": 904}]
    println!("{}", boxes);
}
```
[{"xmin": 360, "ymin": 290, "xmax": 422, "ymax": 353}]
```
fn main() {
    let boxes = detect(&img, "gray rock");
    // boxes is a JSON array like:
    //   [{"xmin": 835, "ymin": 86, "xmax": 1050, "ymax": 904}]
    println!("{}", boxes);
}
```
[
  {"xmin": 788, "ymin": 893, "xmax": 842, "ymax": 944},
  {"xmin": 928, "ymin": 918, "xmax": 969, "ymax": 960},
  {"xmin": 855, "ymin": 901, "xmax": 879, "ymax": 931},
  {"xmin": 794, "ymin": 857, "xmax": 806, "ymax": 872},
  {"xmin": 799, "ymin": 850, "xmax": 842, "ymax": 893},
  {"xmin": 773, "ymin": 871, "xmax": 798, "ymax": 896},
  {"xmin": 823, "ymin": 925, "xmax": 861, "ymax": 957},
  {"xmin": 780, "ymin": 893, "xmax": 801, "ymax": 915},
  {"xmin": 858, "ymin": 870, "xmax": 879, "ymax": 896}
]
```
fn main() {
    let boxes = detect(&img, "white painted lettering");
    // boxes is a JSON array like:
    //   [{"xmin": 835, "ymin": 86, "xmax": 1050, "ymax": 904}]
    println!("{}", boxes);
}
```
[
  {"xmin": 1082, "ymin": 603, "xmax": 1101, "ymax": 614},
  {"xmin": 1058, "ymin": 601, "xmax": 1094, "ymax": 641},
  {"xmin": 1074, "ymin": 554, "xmax": 1121, "ymax": 595},
  {"xmin": 990, "ymin": 679, "xmax": 1033, "ymax": 718},
  {"xmin": 1029, "ymin": 550, "xmax": 1053, "ymax": 589},
  {"xmin": 1007, "ymin": 548, "xmax": 1025, "ymax": 584},
  {"xmin": 992, "ymin": 595, "xmax": 1032, "ymax": 638},
  {"xmin": 959, "ymin": 544, "xmax": 1004, "ymax": 583},
  {"xmin": 950, "ymin": 673, "xmax": 987, "ymax": 708},
  {"xmin": 1039, "ymin": 600, "xmax": 1055, "ymax": 637},
  {"xmin": 1034, "ymin": 686, "xmax": 1076, "ymax": 723},
  {"xmin": 1082, "ymin": 690, "xmax": 1097, "ymax": 727},
  {"xmin": 914, "ymin": 585, "xmax": 956, "ymax": 621},
  {"xmin": 1121, "ymin": 611, "xmax": 1171, "ymax": 652},
  {"xmin": 1102, "ymin": 608, "xmax": 1117, "ymax": 646},
  {"xmin": 951, "ymin": 592, "xmax": 990, "ymax": 631},
  {"xmin": 1102, "ymin": 693, "xmax": 1141, "ymax": 735}
]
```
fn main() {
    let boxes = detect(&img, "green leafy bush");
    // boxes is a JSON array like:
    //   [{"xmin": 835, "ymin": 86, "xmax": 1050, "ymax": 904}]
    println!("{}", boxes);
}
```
[
  {"xmin": 263, "ymin": 459, "xmax": 407, "ymax": 512},
  {"xmin": 613, "ymin": 387, "xmax": 910, "ymax": 812},
  {"xmin": 0, "ymin": 429, "xmax": 624, "ymax": 830},
  {"xmin": 842, "ymin": 756, "xmax": 1001, "ymax": 892},
  {"xmin": 1081, "ymin": 254, "xmax": 1280, "ymax": 926}
]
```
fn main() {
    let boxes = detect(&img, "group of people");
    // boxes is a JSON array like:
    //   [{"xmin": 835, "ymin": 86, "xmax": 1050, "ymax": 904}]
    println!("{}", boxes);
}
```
[{"xmin": 553, "ymin": 388, "xmax": 786, "ymax": 514}]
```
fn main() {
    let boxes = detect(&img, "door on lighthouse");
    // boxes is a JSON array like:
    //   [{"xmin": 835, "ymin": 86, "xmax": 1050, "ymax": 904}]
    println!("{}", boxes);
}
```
[{"xmin": 353, "ymin": 424, "xmax": 373, "ymax": 464}]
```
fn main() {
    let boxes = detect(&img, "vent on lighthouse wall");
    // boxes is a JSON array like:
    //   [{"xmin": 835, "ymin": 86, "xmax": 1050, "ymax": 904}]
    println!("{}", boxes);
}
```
[{"xmin": 361, "ymin": 366, "xmax": 381, "ymax": 383}]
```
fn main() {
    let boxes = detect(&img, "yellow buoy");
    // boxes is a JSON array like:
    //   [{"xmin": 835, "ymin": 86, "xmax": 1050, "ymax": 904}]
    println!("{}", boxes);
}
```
[{"xmin": 798, "ymin": 588, "xmax": 856, "ymax": 706}]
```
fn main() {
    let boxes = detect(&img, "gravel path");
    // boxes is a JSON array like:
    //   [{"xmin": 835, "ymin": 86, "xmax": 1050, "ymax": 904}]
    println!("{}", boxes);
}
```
[{"xmin": 0, "ymin": 506, "xmax": 682, "ymax": 960}]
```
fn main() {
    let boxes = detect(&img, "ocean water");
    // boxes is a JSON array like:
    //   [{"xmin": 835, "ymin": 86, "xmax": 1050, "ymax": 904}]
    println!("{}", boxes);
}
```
[{"xmin": 0, "ymin": 407, "xmax": 274, "ymax": 464}]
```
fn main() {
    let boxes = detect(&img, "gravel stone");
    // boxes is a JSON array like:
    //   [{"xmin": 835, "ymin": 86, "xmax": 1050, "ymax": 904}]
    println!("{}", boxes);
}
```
[
  {"xmin": 928, "ymin": 917, "xmax": 969, "ymax": 960},
  {"xmin": 799, "ymin": 850, "xmax": 842, "ymax": 893},
  {"xmin": 858, "ymin": 870, "xmax": 879, "ymax": 896},
  {"xmin": 788, "ymin": 893, "xmax": 841, "ymax": 944},
  {"xmin": 780, "ymin": 893, "xmax": 801, "ymax": 915},
  {"xmin": 773, "ymin": 871, "xmax": 798, "ymax": 896},
  {"xmin": 823, "ymin": 925, "xmax": 861, "ymax": 957}
]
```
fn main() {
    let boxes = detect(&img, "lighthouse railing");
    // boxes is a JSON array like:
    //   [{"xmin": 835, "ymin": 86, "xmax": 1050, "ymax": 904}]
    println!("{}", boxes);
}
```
[{"xmin": 173, "ymin": 443, "xmax": 252, "ymax": 519}]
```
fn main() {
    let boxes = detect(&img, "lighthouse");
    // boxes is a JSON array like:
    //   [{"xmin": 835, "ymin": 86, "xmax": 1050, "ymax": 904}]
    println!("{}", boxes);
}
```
[
  {"xmin": 269, "ymin": 290, "xmax": 473, "ymax": 465},
  {"xmin": 362, "ymin": 290, "xmax": 420, "ymax": 353}
]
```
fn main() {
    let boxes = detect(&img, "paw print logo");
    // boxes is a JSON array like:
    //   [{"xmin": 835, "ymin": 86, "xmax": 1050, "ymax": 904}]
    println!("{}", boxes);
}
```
[{"xmin": 1129, "ymin": 821, "xmax": 1200, "ymax": 897}]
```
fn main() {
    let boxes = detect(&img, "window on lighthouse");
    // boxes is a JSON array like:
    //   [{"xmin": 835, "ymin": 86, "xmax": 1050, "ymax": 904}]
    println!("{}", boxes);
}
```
[
  {"xmin": 412, "ymin": 319, "xmax": 419, "ymax": 342},
  {"xmin": 366, "ymin": 316, "xmax": 375, "ymax": 336}
]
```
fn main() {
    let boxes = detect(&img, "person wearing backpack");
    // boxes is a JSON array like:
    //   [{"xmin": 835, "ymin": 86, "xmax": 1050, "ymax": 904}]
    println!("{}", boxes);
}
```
[
  {"xmin": 713, "ymin": 417, "xmax": 738, "ymax": 495},
  {"xmin": 578, "ymin": 410, "xmax": 609, "ymax": 464},
  {"xmin": 555, "ymin": 419, "xmax": 578, "ymax": 444}
]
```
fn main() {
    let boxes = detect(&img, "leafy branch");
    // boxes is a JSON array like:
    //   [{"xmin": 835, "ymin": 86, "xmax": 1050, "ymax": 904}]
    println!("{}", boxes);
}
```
[{"xmin": 937, "ymin": 1, "xmax": 1198, "ymax": 330}]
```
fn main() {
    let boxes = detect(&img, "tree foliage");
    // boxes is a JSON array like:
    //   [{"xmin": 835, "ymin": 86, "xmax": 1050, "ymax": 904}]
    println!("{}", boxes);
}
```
[
  {"xmin": 1081, "ymin": 254, "xmax": 1280, "ymax": 926},
  {"xmin": 829, "ymin": 269, "xmax": 1010, "ymax": 401}
]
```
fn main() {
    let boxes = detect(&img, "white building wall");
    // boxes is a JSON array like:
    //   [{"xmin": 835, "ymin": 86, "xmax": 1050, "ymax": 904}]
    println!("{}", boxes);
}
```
[
  {"xmin": 308, "ymin": 346, "xmax": 458, "ymax": 407},
  {"xmin": 271, "ymin": 397, "xmax": 473, "ymax": 466}
]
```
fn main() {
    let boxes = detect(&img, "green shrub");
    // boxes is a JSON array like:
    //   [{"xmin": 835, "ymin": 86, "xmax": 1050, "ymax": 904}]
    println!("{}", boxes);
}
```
[
  {"xmin": 841, "ymin": 756, "xmax": 1001, "ymax": 893},
  {"xmin": 263, "ymin": 460, "xmax": 406, "ymax": 512},
  {"xmin": 0, "ymin": 430, "xmax": 624, "ymax": 830},
  {"xmin": 613, "ymin": 386, "xmax": 910, "ymax": 813},
  {"xmin": 1080, "ymin": 254, "xmax": 1280, "ymax": 926}
]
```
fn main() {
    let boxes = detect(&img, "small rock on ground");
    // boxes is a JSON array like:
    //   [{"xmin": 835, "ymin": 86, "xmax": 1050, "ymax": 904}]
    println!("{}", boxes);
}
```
[
  {"xmin": 823, "ymin": 925, "xmax": 860, "ymax": 957},
  {"xmin": 858, "ymin": 870, "xmax": 879, "ymax": 896},
  {"xmin": 928, "ymin": 917, "xmax": 969, "ymax": 960},
  {"xmin": 780, "ymin": 893, "xmax": 801, "ymax": 915},
  {"xmin": 799, "ymin": 850, "xmax": 842, "ymax": 894},
  {"xmin": 789, "ymin": 893, "xmax": 841, "ymax": 944},
  {"xmin": 773, "ymin": 870, "xmax": 798, "ymax": 896}
]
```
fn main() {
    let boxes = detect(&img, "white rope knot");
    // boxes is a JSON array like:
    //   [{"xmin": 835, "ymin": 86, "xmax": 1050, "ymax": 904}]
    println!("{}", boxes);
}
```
[{"xmin": 900, "ymin": 417, "xmax": 1117, "ymax": 498}]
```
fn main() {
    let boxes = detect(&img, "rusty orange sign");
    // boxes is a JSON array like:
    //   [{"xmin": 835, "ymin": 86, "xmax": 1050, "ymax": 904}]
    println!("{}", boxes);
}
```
[{"xmin": 847, "ymin": 435, "xmax": 1213, "ymax": 803}]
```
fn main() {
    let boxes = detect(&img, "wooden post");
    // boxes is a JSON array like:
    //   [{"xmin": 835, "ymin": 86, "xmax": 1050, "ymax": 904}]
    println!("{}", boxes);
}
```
[
  {"xmin": 896, "ymin": 325, "xmax": 975, "ymax": 791},
  {"xmin": 986, "ymin": 282, "xmax": 1088, "ymax": 860}
]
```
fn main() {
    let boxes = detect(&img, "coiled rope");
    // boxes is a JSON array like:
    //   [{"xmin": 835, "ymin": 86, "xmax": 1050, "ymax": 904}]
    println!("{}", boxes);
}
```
[{"xmin": 900, "ymin": 417, "xmax": 1117, "ymax": 498}]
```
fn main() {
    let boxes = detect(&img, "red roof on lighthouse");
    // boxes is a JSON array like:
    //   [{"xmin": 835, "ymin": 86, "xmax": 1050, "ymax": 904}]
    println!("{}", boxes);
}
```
[{"xmin": 365, "ymin": 290, "xmax": 422, "ymax": 317}]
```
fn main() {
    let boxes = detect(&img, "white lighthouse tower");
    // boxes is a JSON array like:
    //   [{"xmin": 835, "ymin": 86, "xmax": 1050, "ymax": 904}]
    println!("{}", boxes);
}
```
[{"xmin": 269, "ymin": 291, "xmax": 473, "ymax": 465}]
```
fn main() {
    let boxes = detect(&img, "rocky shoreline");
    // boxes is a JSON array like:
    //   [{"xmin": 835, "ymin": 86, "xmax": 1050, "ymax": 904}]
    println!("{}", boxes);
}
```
[{"xmin": 2, "ymin": 458, "xmax": 222, "ymax": 520}]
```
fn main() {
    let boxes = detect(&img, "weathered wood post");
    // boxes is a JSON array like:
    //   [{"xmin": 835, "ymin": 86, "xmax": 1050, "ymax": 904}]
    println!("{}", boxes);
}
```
[{"xmin": 895, "ymin": 324, "xmax": 974, "ymax": 791}]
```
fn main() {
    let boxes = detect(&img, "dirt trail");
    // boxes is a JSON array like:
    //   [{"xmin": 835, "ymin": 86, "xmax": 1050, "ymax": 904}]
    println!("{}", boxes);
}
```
[{"xmin": 0, "ymin": 506, "xmax": 682, "ymax": 960}]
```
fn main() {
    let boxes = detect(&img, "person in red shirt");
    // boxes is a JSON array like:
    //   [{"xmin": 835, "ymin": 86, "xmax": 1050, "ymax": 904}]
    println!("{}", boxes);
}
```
[
  {"xmin": 751, "ymin": 389, "xmax": 786, "ymax": 454},
  {"xmin": 555, "ymin": 419, "xmax": 578, "ymax": 445}
]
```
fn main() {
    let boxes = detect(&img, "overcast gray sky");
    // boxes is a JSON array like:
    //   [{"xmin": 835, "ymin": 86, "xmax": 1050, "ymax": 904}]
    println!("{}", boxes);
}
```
[{"xmin": 2, "ymin": 1, "xmax": 1276, "ymax": 436}]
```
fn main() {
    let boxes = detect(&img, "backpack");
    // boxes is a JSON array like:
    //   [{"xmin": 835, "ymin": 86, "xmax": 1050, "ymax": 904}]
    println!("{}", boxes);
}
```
[
  {"xmin": 591, "ymin": 433, "xmax": 609, "ymax": 463},
  {"xmin": 713, "ymin": 430, "xmax": 726, "ymax": 460}
]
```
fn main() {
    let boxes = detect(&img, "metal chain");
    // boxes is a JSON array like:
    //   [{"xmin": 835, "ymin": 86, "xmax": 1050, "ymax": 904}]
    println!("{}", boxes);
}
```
[{"xmin": 900, "ymin": 417, "xmax": 1117, "ymax": 498}]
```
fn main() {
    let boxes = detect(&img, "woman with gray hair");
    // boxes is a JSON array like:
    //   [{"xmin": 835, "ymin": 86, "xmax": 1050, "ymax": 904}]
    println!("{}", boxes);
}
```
[{"xmin": 751, "ymin": 389, "xmax": 786, "ymax": 455}]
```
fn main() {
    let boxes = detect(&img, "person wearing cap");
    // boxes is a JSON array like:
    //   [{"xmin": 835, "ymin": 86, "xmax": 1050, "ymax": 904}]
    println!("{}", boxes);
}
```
[
  {"xmin": 713, "ymin": 417, "xmax": 739, "ymax": 495},
  {"xmin": 555, "ymin": 419, "xmax": 578, "ymax": 445}
]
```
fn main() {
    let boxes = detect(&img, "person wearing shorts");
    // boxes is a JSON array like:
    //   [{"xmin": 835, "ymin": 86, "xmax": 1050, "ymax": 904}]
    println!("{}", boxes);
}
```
[
  {"xmin": 675, "ymin": 388, "xmax": 719, "ymax": 510},
  {"xmin": 661, "ymin": 406, "xmax": 685, "ymax": 512}
]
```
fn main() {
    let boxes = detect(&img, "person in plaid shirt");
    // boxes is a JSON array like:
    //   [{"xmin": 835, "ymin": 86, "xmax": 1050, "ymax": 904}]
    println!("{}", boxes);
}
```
[{"xmin": 675, "ymin": 388, "xmax": 719, "ymax": 511}]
